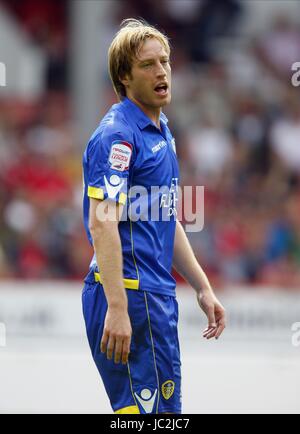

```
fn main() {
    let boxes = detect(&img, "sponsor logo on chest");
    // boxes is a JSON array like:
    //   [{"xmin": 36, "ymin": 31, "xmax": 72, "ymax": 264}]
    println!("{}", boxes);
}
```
[{"xmin": 152, "ymin": 140, "xmax": 167, "ymax": 154}]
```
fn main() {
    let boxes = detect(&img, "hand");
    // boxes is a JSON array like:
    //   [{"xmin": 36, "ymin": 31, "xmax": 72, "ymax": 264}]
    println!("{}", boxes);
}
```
[
  {"xmin": 100, "ymin": 306, "xmax": 132, "ymax": 364},
  {"xmin": 197, "ymin": 290, "xmax": 226, "ymax": 340}
]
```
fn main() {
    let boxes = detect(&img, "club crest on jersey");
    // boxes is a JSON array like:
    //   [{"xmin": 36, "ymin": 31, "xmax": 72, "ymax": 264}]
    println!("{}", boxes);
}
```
[
  {"xmin": 109, "ymin": 140, "xmax": 132, "ymax": 172},
  {"xmin": 162, "ymin": 380, "xmax": 175, "ymax": 400}
]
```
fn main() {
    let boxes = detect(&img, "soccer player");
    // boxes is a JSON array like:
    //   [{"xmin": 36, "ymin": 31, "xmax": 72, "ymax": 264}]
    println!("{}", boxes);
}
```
[{"xmin": 82, "ymin": 19, "xmax": 226, "ymax": 414}]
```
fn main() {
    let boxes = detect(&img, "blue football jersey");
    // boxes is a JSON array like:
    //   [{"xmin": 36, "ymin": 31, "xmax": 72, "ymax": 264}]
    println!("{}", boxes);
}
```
[{"xmin": 83, "ymin": 97, "xmax": 180, "ymax": 297}]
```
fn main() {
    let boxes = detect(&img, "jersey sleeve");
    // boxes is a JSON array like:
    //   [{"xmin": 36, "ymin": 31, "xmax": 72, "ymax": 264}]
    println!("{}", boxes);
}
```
[{"xmin": 87, "ymin": 128, "xmax": 135, "ymax": 205}]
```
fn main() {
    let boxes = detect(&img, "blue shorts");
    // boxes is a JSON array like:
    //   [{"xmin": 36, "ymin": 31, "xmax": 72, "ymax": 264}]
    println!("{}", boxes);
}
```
[{"xmin": 82, "ymin": 274, "xmax": 182, "ymax": 414}]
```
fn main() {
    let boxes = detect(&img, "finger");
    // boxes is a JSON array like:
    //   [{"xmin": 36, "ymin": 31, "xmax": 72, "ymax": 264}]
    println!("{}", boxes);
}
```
[
  {"xmin": 122, "ymin": 336, "xmax": 131, "ymax": 365},
  {"xmin": 203, "ymin": 326, "xmax": 215, "ymax": 337},
  {"xmin": 205, "ymin": 304, "xmax": 217, "ymax": 328},
  {"xmin": 106, "ymin": 335, "xmax": 116, "ymax": 360},
  {"xmin": 114, "ymin": 337, "xmax": 123, "ymax": 364},
  {"xmin": 215, "ymin": 322, "xmax": 226, "ymax": 339},
  {"xmin": 205, "ymin": 328, "xmax": 218, "ymax": 339},
  {"xmin": 207, "ymin": 307, "xmax": 217, "ymax": 328},
  {"xmin": 203, "ymin": 325, "xmax": 216, "ymax": 332},
  {"xmin": 203, "ymin": 324, "xmax": 217, "ymax": 334},
  {"xmin": 100, "ymin": 329, "xmax": 109, "ymax": 354}
]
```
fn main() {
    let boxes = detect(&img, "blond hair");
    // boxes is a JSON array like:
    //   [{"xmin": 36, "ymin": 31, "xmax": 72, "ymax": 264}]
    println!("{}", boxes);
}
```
[{"xmin": 108, "ymin": 18, "xmax": 170, "ymax": 100}]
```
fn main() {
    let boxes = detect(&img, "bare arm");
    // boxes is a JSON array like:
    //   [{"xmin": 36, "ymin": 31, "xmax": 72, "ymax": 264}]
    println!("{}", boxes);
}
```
[
  {"xmin": 173, "ymin": 220, "xmax": 226, "ymax": 339},
  {"xmin": 89, "ymin": 198, "xmax": 131, "ymax": 364}
]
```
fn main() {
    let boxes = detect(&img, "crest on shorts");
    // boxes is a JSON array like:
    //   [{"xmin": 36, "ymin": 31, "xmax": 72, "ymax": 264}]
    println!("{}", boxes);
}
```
[{"xmin": 162, "ymin": 380, "xmax": 175, "ymax": 400}]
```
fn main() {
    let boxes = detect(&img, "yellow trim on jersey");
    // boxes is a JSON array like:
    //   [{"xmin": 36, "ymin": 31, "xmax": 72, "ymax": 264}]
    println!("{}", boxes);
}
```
[
  {"xmin": 88, "ymin": 186, "xmax": 127, "ymax": 205},
  {"xmin": 115, "ymin": 405, "xmax": 140, "ymax": 414},
  {"xmin": 88, "ymin": 186, "xmax": 104, "ymax": 200},
  {"xmin": 119, "ymin": 192, "xmax": 127, "ymax": 205},
  {"xmin": 94, "ymin": 272, "xmax": 139, "ymax": 290}
]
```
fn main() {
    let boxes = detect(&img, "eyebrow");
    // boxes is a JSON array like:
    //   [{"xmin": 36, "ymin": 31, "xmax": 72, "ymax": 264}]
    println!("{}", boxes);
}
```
[{"xmin": 138, "ymin": 56, "xmax": 169, "ymax": 64}]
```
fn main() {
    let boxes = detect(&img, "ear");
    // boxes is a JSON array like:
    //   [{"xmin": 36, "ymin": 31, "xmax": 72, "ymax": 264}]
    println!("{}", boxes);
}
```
[
  {"xmin": 120, "ymin": 72, "xmax": 131, "ymax": 88},
  {"xmin": 120, "ymin": 79, "xmax": 129, "ymax": 88}
]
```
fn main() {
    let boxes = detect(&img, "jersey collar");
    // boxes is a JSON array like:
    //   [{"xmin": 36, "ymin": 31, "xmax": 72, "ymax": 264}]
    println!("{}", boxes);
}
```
[{"xmin": 122, "ymin": 97, "xmax": 169, "ymax": 131}]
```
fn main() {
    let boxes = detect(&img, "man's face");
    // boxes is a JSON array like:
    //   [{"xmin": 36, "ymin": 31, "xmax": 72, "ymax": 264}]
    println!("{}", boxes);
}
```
[{"xmin": 122, "ymin": 38, "xmax": 171, "ymax": 109}]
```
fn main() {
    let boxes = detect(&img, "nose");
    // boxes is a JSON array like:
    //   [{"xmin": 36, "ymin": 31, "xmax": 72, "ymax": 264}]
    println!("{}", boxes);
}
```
[{"xmin": 155, "ymin": 61, "xmax": 167, "ymax": 77}]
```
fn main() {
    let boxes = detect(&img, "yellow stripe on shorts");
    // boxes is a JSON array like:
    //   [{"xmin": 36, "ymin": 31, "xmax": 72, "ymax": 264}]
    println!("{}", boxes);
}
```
[{"xmin": 115, "ymin": 405, "xmax": 140, "ymax": 414}]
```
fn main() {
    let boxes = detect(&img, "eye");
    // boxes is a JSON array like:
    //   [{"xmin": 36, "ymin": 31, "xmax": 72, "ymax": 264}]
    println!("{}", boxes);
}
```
[{"xmin": 161, "ymin": 59, "xmax": 170, "ymax": 67}]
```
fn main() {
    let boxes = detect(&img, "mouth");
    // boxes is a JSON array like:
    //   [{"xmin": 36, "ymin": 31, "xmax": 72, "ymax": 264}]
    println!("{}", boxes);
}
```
[{"xmin": 154, "ymin": 83, "xmax": 169, "ymax": 97}]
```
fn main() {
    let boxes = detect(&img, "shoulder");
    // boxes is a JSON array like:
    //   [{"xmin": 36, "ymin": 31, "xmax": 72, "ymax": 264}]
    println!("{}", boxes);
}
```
[
  {"xmin": 88, "ymin": 104, "xmax": 135, "ymax": 151},
  {"xmin": 103, "ymin": 103, "xmax": 135, "ymax": 140}
]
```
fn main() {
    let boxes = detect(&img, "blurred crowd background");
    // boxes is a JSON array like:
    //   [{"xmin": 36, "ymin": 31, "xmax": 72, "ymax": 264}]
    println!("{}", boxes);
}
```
[{"xmin": 0, "ymin": 0, "xmax": 300, "ymax": 288}]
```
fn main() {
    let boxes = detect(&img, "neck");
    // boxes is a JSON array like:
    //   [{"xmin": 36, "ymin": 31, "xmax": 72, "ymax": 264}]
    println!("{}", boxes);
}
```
[{"xmin": 127, "ymin": 96, "xmax": 161, "ymax": 129}]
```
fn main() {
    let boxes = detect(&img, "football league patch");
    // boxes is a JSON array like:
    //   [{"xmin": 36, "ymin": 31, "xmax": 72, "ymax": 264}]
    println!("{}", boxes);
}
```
[{"xmin": 109, "ymin": 140, "xmax": 132, "ymax": 172}]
